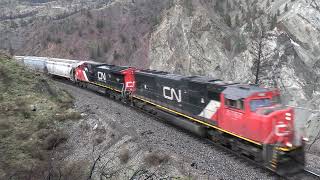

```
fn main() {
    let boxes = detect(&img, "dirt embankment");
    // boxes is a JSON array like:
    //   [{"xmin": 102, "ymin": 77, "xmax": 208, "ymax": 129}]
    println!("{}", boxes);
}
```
[{"xmin": 0, "ymin": 53, "xmax": 81, "ymax": 179}]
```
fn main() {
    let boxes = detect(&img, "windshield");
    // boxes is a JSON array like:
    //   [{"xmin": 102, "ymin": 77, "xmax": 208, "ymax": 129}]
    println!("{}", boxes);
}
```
[{"xmin": 250, "ymin": 99, "xmax": 272, "ymax": 112}]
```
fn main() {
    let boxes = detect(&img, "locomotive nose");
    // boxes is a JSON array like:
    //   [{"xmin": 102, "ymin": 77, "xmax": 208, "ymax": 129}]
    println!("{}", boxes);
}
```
[{"xmin": 273, "ymin": 108, "xmax": 295, "ymax": 147}]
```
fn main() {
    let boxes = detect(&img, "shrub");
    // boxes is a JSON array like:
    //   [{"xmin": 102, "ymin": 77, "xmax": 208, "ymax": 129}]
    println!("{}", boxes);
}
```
[
  {"xmin": 90, "ymin": 44, "xmax": 103, "ymax": 60},
  {"xmin": 15, "ymin": 98, "xmax": 31, "ymax": 119},
  {"xmin": 30, "ymin": 149, "xmax": 48, "ymax": 161},
  {"xmin": 0, "ymin": 66, "xmax": 11, "ymax": 86},
  {"xmin": 61, "ymin": 160, "xmax": 89, "ymax": 179},
  {"xmin": 184, "ymin": 0, "xmax": 193, "ymax": 16},
  {"xmin": 37, "ymin": 129, "xmax": 54, "ymax": 140},
  {"xmin": 55, "ymin": 38, "xmax": 62, "ymax": 44},
  {"xmin": 144, "ymin": 152, "xmax": 169, "ymax": 166},
  {"xmin": 43, "ymin": 132, "xmax": 68, "ymax": 150},
  {"xmin": 94, "ymin": 136, "xmax": 105, "ymax": 145},
  {"xmin": 15, "ymin": 131, "xmax": 31, "ymax": 140},
  {"xmin": 103, "ymin": 40, "xmax": 111, "ymax": 53},
  {"xmin": 113, "ymin": 51, "xmax": 121, "ymax": 60},
  {"xmin": 119, "ymin": 148, "xmax": 130, "ymax": 164},
  {"xmin": 37, "ymin": 120, "xmax": 50, "ymax": 130},
  {"xmin": 225, "ymin": 14, "xmax": 232, "ymax": 27},
  {"xmin": 96, "ymin": 19, "xmax": 105, "ymax": 30},
  {"xmin": 120, "ymin": 34, "xmax": 127, "ymax": 43},
  {"xmin": 0, "ymin": 121, "xmax": 11, "ymax": 130},
  {"xmin": 0, "ymin": 129, "xmax": 11, "ymax": 138},
  {"xmin": 86, "ymin": 10, "xmax": 93, "ymax": 19}
]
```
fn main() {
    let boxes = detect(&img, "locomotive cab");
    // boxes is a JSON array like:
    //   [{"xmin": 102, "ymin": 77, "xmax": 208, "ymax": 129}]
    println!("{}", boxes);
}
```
[
  {"xmin": 218, "ymin": 85, "xmax": 305, "ymax": 175},
  {"xmin": 219, "ymin": 85, "xmax": 295, "ymax": 147}
]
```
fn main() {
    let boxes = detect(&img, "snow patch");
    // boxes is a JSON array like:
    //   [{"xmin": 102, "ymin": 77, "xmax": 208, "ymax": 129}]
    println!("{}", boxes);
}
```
[{"xmin": 290, "ymin": 39, "xmax": 300, "ymax": 47}]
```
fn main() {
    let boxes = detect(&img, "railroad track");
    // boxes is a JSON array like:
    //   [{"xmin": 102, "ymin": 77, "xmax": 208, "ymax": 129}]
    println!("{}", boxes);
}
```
[
  {"xmin": 283, "ymin": 167, "xmax": 320, "ymax": 180},
  {"xmin": 303, "ymin": 168, "xmax": 320, "ymax": 179}
]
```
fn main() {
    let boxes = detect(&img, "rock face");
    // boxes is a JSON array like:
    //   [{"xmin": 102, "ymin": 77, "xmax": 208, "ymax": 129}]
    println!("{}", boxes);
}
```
[
  {"xmin": 150, "ymin": 0, "xmax": 232, "ymax": 78},
  {"xmin": 150, "ymin": 0, "xmax": 319, "ymax": 100},
  {"xmin": 149, "ymin": 0, "xmax": 320, "ymax": 141}
]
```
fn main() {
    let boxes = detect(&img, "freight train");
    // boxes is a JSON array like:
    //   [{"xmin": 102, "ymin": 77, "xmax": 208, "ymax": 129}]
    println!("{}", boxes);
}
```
[{"xmin": 16, "ymin": 56, "xmax": 307, "ymax": 176}]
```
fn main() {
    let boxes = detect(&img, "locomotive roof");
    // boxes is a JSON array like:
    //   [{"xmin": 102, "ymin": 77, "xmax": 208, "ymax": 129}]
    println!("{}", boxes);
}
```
[
  {"xmin": 137, "ymin": 70, "xmax": 238, "ymax": 88},
  {"xmin": 184, "ymin": 75, "xmax": 229, "ymax": 85},
  {"xmin": 223, "ymin": 84, "xmax": 269, "ymax": 100},
  {"xmin": 95, "ymin": 64, "xmax": 129, "ymax": 72},
  {"xmin": 137, "ymin": 69, "xmax": 271, "ymax": 98},
  {"xmin": 137, "ymin": 70, "xmax": 185, "ymax": 80}
]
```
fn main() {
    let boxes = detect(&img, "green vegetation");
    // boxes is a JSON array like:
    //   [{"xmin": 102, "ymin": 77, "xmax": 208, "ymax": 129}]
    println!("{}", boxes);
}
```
[{"xmin": 0, "ymin": 54, "xmax": 82, "ymax": 179}]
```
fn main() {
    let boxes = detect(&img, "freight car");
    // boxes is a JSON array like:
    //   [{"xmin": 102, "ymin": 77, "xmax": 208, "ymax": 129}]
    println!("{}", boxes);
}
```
[
  {"xmin": 73, "ymin": 62, "xmax": 306, "ymax": 176},
  {"xmin": 16, "ymin": 56, "xmax": 81, "ymax": 78},
  {"xmin": 17, "ymin": 56, "xmax": 47, "ymax": 72}
]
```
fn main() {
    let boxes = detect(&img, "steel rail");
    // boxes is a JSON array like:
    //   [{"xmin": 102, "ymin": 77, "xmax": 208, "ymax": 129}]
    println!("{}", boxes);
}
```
[{"xmin": 304, "ymin": 168, "xmax": 320, "ymax": 178}]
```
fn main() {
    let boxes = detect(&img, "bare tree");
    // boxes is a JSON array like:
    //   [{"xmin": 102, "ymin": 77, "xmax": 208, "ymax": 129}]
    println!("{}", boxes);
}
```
[{"xmin": 249, "ymin": 21, "xmax": 273, "ymax": 85}]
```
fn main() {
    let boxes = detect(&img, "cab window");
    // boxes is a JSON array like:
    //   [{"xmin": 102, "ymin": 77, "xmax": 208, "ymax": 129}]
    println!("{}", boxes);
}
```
[
  {"xmin": 250, "ymin": 98, "xmax": 271, "ymax": 112},
  {"xmin": 225, "ymin": 98, "xmax": 244, "ymax": 110}
]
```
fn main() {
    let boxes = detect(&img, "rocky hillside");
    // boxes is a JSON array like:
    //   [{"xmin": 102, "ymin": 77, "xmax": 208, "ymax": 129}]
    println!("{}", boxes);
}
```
[
  {"xmin": 0, "ymin": 53, "xmax": 82, "ymax": 179},
  {"xmin": 0, "ymin": 0, "xmax": 170, "ymax": 67},
  {"xmin": 1, "ymin": 0, "xmax": 319, "ymax": 139}
]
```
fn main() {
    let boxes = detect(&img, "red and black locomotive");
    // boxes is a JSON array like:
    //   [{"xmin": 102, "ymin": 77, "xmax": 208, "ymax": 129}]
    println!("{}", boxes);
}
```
[{"xmin": 74, "ymin": 62, "xmax": 306, "ymax": 175}]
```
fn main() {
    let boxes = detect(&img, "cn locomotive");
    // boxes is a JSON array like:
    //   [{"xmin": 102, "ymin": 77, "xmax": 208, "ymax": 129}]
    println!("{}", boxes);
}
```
[
  {"xmin": 73, "ymin": 62, "xmax": 306, "ymax": 175},
  {"xmin": 16, "ymin": 57, "xmax": 307, "ymax": 176}
]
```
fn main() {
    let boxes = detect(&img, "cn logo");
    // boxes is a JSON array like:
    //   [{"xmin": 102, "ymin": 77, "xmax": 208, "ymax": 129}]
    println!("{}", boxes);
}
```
[
  {"xmin": 163, "ymin": 86, "xmax": 182, "ymax": 103},
  {"xmin": 98, "ymin": 72, "xmax": 106, "ymax": 82},
  {"xmin": 126, "ymin": 81, "xmax": 135, "ymax": 88},
  {"xmin": 275, "ymin": 123, "xmax": 290, "ymax": 137}
]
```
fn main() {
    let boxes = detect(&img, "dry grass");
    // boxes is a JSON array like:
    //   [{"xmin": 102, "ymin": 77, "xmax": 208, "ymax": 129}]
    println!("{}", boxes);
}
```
[
  {"xmin": 55, "ymin": 110, "xmax": 82, "ymax": 121},
  {"xmin": 15, "ymin": 97, "xmax": 32, "ymax": 119}
]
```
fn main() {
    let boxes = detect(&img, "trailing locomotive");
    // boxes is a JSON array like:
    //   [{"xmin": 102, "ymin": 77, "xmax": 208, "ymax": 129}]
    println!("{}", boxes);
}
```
[{"xmin": 17, "ymin": 56, "xmax": 307, "ymax": 176}]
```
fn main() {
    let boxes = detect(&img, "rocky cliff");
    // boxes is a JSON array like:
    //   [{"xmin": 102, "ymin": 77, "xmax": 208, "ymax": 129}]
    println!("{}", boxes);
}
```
[
  {"xmin": 149, "ymin": 0, "xmax": 320, "ymax": 141},
  {"xmin": 150, "ymin": 0, "xmax": 319, "ymax": 100}
]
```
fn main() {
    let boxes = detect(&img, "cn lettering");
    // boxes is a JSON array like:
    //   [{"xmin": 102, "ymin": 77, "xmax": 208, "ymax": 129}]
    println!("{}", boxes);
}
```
[{"xmin": 163, "ymin": 86, "xmax": 182, "ymax": 103}]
